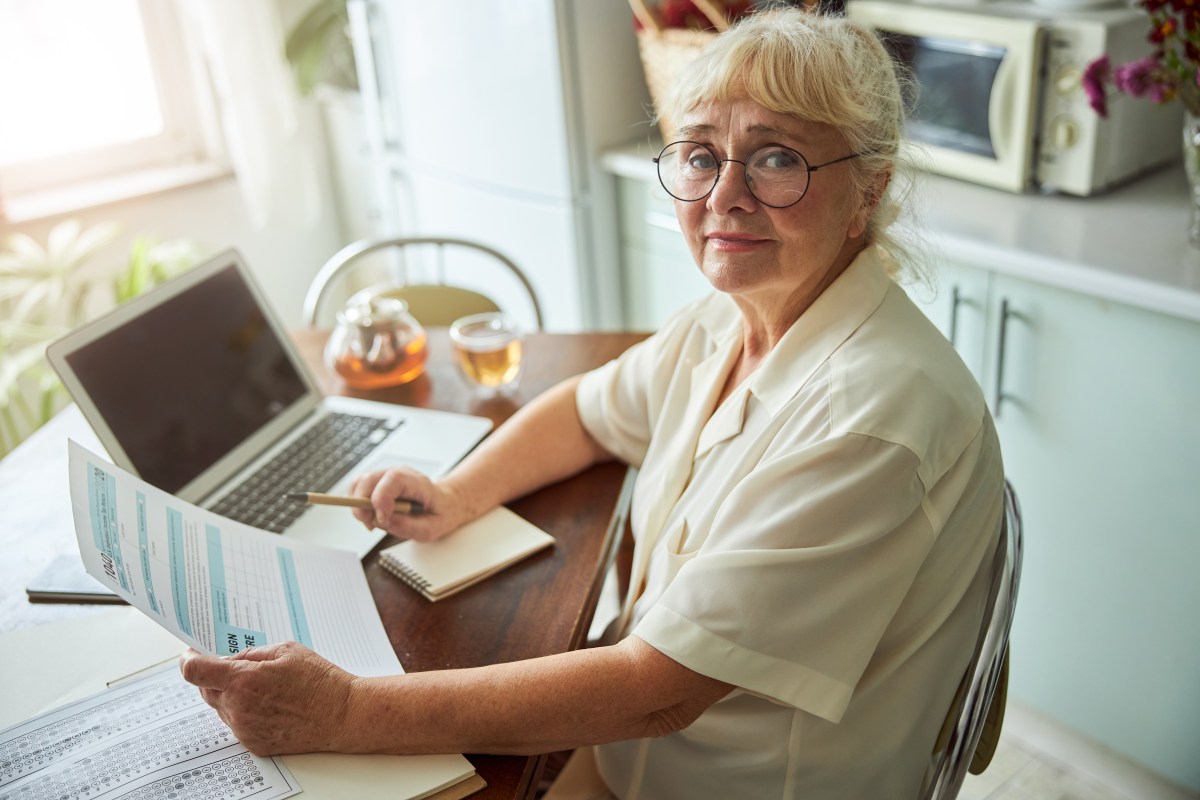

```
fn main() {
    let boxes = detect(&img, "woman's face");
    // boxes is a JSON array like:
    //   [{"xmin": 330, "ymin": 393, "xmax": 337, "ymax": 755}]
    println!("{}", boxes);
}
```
[{"xmin": 672, "ymin": 98, "xmax": 872, "ymax": 310}]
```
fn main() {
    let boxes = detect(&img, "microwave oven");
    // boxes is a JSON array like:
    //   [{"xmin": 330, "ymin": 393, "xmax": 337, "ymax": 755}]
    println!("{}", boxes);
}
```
[{"xmin": 847, "ymin": 0, "xmax": 1181, "ymax": 195}]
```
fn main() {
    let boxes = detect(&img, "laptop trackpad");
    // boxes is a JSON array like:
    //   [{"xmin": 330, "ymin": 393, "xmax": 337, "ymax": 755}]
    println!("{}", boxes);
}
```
[{"xmin": 285, "ymin": 507, "xmax": 386, "ymax": 559}]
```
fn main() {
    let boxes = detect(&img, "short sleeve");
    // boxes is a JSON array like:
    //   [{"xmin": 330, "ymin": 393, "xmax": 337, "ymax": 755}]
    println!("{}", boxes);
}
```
[
  {"xmin": 632, "ymin": 432, "xmax": 934, "ymax": 723},
  {"xmin": 576, "ymin": 303, "xmax": 708, "ymax": 468},
  {"xmin": 575, "ymin": 350, "xmax": 652, "ymax": 468}
]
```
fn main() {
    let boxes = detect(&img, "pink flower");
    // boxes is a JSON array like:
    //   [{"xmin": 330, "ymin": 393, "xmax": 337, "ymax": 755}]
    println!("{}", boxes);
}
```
[
  {"xmin": 1083, "ymin": 0, "xmax": 1200, "ymax": 117},
  {"xmin": 1114, "ymin": 55, "xmax": 1173, "ymax": 97},
  {"xmin": 1082, "ymin": 55, "xmax": 1111, "ymax": 117}
]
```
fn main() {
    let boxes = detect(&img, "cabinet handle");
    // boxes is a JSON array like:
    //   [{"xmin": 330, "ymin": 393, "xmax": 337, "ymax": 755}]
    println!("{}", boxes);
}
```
[
  {"xmin": 347, "ymin": 0, "xmax": 403, "ymax": 244},
  {"xmin": 948, "ymin": 284, "xmax": 980, "ymax": 348},
  {"xmin": 348, "ymin": 2, "xmax": 386, "ymax": 138},
  {"xmin": 949, "ymin": 285, "xmax": 963, "ymax": 347},
  {"xmin": 994, "ymin": 297, "xmax": 1017, "ymax": 418}
]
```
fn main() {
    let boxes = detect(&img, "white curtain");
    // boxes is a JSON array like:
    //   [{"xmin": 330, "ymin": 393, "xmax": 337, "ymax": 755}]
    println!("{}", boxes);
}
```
[{"xmin": 178, "ymin": 0, "xmax": 322, "ymax": 229}]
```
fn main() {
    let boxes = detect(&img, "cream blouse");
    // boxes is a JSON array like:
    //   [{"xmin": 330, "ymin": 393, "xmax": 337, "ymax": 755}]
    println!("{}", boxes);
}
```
[{"xmin": 572, "ymin": 246, "xmax": 1005, "ymax": 799}]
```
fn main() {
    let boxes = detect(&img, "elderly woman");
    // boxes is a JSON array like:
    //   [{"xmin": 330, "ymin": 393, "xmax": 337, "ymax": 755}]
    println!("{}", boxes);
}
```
[{"xmin": 181, "ymin": 8, "xmax": 1004, "ymax": 798}]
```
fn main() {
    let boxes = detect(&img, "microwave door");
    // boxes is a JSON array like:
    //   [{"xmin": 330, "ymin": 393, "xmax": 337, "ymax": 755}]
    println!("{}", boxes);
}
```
[
  {"xmin": 904, "ymin": 37, "xmax": 1004, "ymax": 158},
  {"xmin": 987, "ymin": 38, "xmax": 1033, "ymax": 170},
  {"xmin": 847, "ymin": 1, "xmax": 1043, "ymax": 191},
  {"xmin": 900, "ymin": 33, "xmax": 1040, "ymax": 192}
]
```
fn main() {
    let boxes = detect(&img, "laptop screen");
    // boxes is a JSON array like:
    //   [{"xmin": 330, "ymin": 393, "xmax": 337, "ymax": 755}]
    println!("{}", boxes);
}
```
[{"xmin": 63, "ymin": 263, "xmax": 308, "ymax": 494}]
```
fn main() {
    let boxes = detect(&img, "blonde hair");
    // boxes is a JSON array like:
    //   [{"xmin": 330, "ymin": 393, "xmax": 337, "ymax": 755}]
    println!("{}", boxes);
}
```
[{"xmin": 660, "ymin": 7, "xmax": 929, "ymax": 283}]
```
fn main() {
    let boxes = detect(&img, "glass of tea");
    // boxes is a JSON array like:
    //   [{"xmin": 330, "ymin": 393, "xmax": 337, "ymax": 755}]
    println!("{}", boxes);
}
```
[{"xmin": 449, "ymin": 312, "xmax": 524, "ymax": 396}]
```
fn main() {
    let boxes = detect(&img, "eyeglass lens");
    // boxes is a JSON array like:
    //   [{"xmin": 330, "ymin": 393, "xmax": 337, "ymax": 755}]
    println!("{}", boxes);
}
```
[{"xmin": 655, "ymin": 141, "xmax": 812, "ymax": 208}]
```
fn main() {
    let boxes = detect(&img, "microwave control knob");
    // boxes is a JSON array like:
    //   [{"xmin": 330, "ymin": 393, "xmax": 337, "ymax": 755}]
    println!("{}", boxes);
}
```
[
  {"xmin": 1050, "ymin": 116, "xmax": 1079, "ymax": 150},
  {"xmin": 1054, "ymin": 63, "xmax": 1082, "ymax": 95}
]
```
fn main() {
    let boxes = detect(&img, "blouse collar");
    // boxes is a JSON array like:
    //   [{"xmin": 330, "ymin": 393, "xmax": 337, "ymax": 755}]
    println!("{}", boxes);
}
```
[{"xmin": 692, "ymin": 246, "xmax": 893, "ymax": 418}]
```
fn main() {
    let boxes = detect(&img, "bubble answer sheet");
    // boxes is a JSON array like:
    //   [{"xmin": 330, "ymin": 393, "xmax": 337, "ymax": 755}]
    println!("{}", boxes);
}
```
[
  {"xmin": 0, "ymin": 661, "xmax": 304, "ymax": 800},
  {"xmin": 0, "ymin": 442, "xmax": 480, "ymax": 800}
]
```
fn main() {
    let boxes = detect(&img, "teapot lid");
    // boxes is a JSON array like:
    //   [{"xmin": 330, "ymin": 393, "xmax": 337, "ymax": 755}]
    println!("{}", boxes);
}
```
[{"xmin": 339, "ymin": 295, "xmax": 416, "ymax": 331}]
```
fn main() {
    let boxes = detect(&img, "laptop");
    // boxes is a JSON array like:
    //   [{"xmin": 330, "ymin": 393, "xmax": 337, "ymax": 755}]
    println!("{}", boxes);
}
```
[{"xmin": 46, "ymin": 249, "xmax": 493, "ymax": 558}]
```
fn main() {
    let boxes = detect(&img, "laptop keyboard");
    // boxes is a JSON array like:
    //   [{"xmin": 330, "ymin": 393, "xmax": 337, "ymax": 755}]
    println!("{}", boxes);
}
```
[{"xmin": 210, "ymin": 412, "xmax": 397, "ymax": 533}]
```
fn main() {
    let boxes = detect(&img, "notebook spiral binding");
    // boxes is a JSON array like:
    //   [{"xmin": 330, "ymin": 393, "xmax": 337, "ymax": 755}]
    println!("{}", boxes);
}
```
[{"xmin": 379, "ymin": 555, "xmax": 434, "ymax": 593}]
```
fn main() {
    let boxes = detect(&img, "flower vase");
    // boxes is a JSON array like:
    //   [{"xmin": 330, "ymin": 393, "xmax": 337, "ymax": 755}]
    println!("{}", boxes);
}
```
[{"xmin": 1184, "ymin": 111, "xmax": 1200, "ymax": 249}]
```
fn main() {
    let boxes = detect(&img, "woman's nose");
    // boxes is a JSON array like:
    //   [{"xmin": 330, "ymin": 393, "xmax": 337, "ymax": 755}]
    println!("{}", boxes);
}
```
[{"xmin": 707, "ymin": 160, "xmax": 758, "ymax": 213}]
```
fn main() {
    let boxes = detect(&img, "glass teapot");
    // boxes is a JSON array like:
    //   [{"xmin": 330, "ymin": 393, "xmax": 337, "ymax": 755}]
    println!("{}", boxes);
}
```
[{"xmin": 325, "ymin": 294, "xmax": 428, "ymax": 388}]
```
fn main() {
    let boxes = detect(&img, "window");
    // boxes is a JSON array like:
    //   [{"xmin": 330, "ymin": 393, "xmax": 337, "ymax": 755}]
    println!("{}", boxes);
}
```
[{"xmin": 0, "ymin": 0, "xmax": 222, "ymax": 213}]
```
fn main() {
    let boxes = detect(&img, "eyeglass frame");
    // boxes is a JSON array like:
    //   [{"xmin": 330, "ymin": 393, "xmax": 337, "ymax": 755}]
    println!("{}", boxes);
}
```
[{"xmin": 653, "ymin": 140, "xmax": 862, "ymax": 209}]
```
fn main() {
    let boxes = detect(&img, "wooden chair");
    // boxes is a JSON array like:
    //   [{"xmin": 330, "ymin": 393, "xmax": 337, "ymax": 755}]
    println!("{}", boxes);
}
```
[{"xmin": 302, "ymin": 236, "xmax": 545, "ymax": 330}]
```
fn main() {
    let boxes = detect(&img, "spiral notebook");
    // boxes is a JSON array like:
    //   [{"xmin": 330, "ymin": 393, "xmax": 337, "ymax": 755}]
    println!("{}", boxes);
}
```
[{"xmin": 379, "ymin": 507, "xmax": 555, "ymax": 601}]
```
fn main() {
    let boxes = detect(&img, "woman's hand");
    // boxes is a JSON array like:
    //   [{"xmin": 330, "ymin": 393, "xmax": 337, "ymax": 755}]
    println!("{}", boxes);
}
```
[
  {"xmin": 344, "ymin": 378, "xmax": 609, "ymax": 546},
  {"xmin": 179, "ymin": 642, "xmax": 359, "ymax": 756},
  {"xmin": 347, "ymin": 468, "xmax": 467, "ymax": 542}
]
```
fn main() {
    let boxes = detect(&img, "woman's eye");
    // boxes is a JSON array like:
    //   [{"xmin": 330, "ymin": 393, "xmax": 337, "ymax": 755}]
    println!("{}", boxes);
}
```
[
  {"xmin": 755, "ymin": 148, "xmax": 802, "ymax": 171},
  {"xmin": 685, "ymin": 151, "xmax": 718, "ymax": 171}
]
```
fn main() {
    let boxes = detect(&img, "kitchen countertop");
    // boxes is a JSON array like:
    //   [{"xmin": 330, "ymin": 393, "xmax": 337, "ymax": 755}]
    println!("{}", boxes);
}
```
[{"xmin": 603, "ymin": 139, "xmax": 1200, "ymax": 323}]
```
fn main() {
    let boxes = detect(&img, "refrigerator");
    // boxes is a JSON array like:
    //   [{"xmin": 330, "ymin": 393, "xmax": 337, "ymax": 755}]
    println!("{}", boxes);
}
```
[{"xmin": 347, "ymin": 0, "xmax": 653, "ymax": 332}]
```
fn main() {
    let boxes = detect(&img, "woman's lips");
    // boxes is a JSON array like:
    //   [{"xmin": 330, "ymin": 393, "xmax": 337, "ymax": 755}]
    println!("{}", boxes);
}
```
[{"xmin": 706, "ymin": 233, "xmax": 768, "ymax": 251}]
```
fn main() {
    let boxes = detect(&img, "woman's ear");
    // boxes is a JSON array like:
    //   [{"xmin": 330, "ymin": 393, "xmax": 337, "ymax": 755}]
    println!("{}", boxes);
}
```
[{"xmin": 848, "ymin": 168, "xmax": 892, "ymax": 239}]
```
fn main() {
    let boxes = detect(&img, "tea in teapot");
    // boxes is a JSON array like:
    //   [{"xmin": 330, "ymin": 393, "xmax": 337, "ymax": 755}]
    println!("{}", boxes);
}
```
[{"xmin": 325, "ymin": 295, "xmax": 427, "ymax": 388}]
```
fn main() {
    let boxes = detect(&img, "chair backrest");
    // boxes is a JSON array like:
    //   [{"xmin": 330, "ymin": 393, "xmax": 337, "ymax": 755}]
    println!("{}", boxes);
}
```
[
  {"xmin": 920, "ymin": 480, "xmax": 1024, "ymax": 800},
  {"xmin": 302, "ymin": 237, "xmax": 545, "ymax": 330}
]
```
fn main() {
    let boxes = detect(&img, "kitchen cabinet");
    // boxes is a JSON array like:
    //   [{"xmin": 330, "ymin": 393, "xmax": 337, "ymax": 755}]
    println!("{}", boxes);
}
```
[
  {"xmin": 909, "ymin": 260, "xmax": 1200, "ymax": 790},
  {"xmin": 615, "ymin": 175, "xmax": 712, "ymax": 330}
]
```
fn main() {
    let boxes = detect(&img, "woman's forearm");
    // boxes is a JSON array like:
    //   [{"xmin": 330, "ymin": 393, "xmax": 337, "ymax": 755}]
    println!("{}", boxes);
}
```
[
  {"xmin": 337, "ymin": 637, "xmax": 731, "ymax": 756},
  {"xmin": 438, "ymin": 376, "xmax": 614, "ymax": 523}
]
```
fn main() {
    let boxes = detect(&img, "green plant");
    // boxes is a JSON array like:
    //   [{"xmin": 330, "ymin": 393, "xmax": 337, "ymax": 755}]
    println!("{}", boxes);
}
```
[
  {"xmin": 0, "ymin": 319, "xmax": 64, "ymax": 450},
  {"xmin": 0, "ymin": 220, "xmax": 120, "ymax": 329},
  {"xmin": 0, "ymin": 220, "xmax": 203, "ymax": 455},
  {"xmin": 116, "ymin": 235, "xmax": 202, "ymax": 304},
  {"xmin": 284, "ymin": 0, "xmax": 357, "ymax": 96}
]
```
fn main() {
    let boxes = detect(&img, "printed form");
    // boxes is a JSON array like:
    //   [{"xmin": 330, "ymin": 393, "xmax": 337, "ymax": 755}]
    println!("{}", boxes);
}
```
[
  {"xmin": 0, "ymin": 442, "xmax": 477, "ymax": 800},
  {"xmin": 65, "ymin": 439, "xmax": 400, "ymax": 676},
  {"xmin": 0, "ymin": 662, "xmax": 303, "ymax": 800}
]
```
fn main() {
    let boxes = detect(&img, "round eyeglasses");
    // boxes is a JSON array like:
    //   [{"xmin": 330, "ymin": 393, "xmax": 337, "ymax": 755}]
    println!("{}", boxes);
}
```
[{"xmin": 654, "ymin": 141, "xmax": 861, "ymax": 209}]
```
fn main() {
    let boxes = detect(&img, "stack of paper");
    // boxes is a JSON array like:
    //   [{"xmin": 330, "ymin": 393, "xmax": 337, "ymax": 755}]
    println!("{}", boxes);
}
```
[{"xmin": 0, "ymin": 442, "xmax": 487, "ymax": 800}]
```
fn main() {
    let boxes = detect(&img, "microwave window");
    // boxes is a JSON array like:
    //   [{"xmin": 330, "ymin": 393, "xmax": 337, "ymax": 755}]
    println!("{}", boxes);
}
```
[{"xmin": 884, "ymin": 33, "xmax": 1005, "ymax": 158}]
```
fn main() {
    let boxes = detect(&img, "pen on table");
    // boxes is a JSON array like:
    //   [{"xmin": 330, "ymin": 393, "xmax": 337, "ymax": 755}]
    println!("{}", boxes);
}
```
[{"xmin": 285, "ymin": 491, "xmax": 426, "ymax": 515}]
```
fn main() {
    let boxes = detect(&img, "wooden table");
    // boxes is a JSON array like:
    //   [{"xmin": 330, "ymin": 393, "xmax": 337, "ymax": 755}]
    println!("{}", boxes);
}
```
[{"xmin": 0, "ymin": 328, "xmax": 647, "ymax": 800}]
